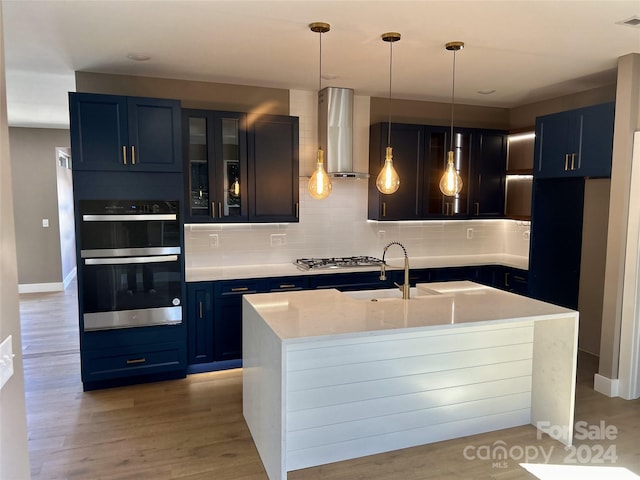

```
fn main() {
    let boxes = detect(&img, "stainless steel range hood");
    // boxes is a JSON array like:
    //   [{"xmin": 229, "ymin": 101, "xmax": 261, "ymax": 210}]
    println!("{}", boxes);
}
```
[{"xmin": 318, "ymin": 87, "xmax": 369, "ymax": 179}]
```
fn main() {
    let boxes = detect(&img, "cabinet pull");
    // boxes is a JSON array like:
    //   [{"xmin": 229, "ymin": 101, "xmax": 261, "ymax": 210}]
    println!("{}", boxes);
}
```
[
  {"xmin": 475, "ymin": 202, "xmax": 480, "ymax": 216},
  {"xmin": 211, "ymin": 202, "xmax": 216, "ymax": 218},
  {"xmin": 279, "ymin": 284, "xmax": 296, "ymax": 289},
  {"xmin": 564, "ymin": 154, "xmax": 569, "ymax": 171},
  {"xmin": 131, "ymin": 145, "xmax": 136, "ymax": 165},
  {"xmin": 231, "ymin": 287, "xmax": 249, "ymax": 292},
  {"xmin": 218, "ymin": 202, "xmax": 222, "ymax": 218},
  {"xmin": 381, "ymin": 202, "xmax": 386, "ymax": 217},
  {"xmin": 296, "ymin": 202, "xmax": 299, "ymax": 219},
  {"xmin": 571, "ymin": 153, "xmax": 576, "ymax": 170},
  {"xmin": 504, "ymin": 272, "xmax": 510, "ymax": 287},
  {"xmin": 126, "ymin": 357, "xmax": 146, "ymax": 365},
  {"xmin": 198, "ymin": 301, "xmax": 203, "ymax": 319},
  {"xmin": 122, "ymin": 146, "xmax": 127, "ymax": 165}
]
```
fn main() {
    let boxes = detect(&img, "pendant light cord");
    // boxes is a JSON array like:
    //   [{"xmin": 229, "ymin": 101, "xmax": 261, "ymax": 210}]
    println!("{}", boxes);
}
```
[
  {"xmin": 450, "ymin": 48, "xmax": 456, "ymax": 152},
  {"xmin": 387, "ymin": 40, "xmax": 393, "ymax": 148},
  {"xmin": 318, "ymin": 30, "xmax": 322, "ymax": 149}
]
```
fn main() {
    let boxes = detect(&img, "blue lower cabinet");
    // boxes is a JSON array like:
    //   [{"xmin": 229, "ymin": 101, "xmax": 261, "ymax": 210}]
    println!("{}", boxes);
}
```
[
  {"xmin": 308, "ymin": 271, "xmax": 391, "ymax": 291},
  {"xmin": 429, "ymin": 266, "xmax": 480, "ymax": 282},
  {"xmin": 81, "ymin": 324, "xmax": 187, "ymax": 390},
  {"xmin": 500, "ymin": 267, "xmax": 528, "ymax": 295},
  {"xmin": 213, "ymin": 279, "xmax": 263, "ymax": 362},
  {"xmin": 187, "ymin": 282, "xmax": 214, "ymax": 365}
]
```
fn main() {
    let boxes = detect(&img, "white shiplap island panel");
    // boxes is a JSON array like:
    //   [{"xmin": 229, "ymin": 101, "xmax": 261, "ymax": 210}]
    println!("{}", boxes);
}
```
[{"xmin": 242, "ymin": 282, "xmax": 578, "ymax": 480}]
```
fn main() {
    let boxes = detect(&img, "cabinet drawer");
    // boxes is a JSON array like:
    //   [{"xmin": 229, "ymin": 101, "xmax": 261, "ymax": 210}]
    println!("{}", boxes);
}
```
[
  {"xmin": 267, "ymin": 276, "xmax": 307, "ymax": 292},
  {"xmin": 82, "ymin": 342, "xmax": 184, "ymax": 381},
  {"xmin": 216, "ymin": 280, "xmax": 262, "ymax": 296}
]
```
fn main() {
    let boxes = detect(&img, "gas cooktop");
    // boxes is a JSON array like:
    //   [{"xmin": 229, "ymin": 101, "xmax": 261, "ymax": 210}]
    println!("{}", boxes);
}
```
[{"xmin": 295, "ymin": 256, "xmax": 385, "ymax": 270}]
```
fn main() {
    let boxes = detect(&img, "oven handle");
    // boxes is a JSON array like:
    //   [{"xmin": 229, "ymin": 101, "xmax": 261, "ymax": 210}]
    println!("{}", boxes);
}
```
[
  {"xmin": 81, "ymin": 247, "xmax": 181, "ymax": 258},
  {"xmin": 84, "ymin": 255, "xmax": 179, "ymax": 265},
  {"xmin": 82, "ymin": 214, "xmax": 177, "ymax": 221}
]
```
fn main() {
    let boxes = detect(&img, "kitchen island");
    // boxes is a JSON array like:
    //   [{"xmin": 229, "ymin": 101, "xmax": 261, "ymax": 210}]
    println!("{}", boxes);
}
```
[{"xmin": 242, "ymin": 282, "xmax": 578, "ymax": 480}]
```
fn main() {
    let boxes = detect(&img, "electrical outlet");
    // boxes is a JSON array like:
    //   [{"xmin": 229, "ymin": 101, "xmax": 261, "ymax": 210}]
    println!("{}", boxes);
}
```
[
  {"xmin": 270, "ymin": 233, "xmax": 287, "ymax": 247},
  {"xmin": 209, "ymin": 234, "xmax": 218, "ymax": 248},
  {"xmin": 42, "ymin": 218, "xmax": 49, "ymax": 228},
  {"xmin": 466, "ymin": 228, "xmax": 473, "ymax": 240},
  {"xmin": 378, "ymin": 230, "xmax": 386, "ymax": 241}
]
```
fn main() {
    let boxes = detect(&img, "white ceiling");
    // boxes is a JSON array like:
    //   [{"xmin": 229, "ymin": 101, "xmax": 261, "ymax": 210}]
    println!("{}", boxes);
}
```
[{"xmin": 2, "ymin": 0, "xmax": 640, "ymax": 129}]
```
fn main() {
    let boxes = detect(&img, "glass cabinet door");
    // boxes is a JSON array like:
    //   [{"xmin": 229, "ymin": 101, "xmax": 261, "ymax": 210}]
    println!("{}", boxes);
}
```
[
  {"xmin": 214, "ymin": 113, "xmax": 247, "ymax": 221},
  {"xmin": 221, "ymin": 118, "xmax": 241, "ymax": 218},
  {"xmin": 424, "ymin": 128, "xmax": 469, "ymax": 217},
  {"xmin": 186, "ymin": 114, "xmax": 212, "ymax": 218}
]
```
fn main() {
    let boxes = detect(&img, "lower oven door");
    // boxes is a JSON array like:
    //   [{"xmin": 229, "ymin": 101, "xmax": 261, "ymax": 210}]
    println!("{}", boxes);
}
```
[{"xmin": 81, "ymin": 254, "xmax": 182, "ymax": 331}]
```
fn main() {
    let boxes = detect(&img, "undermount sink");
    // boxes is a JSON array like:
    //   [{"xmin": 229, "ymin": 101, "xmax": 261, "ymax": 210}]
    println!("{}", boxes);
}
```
[{"xmin": 344, "ymin": 286, "xmax": 431, "ymax": 301}]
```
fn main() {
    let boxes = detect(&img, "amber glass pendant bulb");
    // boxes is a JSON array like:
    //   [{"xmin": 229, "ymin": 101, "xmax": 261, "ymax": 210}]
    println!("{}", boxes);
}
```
[
  {"xmin": 308, "ymin": 148, "xmax": 332, "ymax": 200},
  {"xmin": 376, "ymin": 146, "xmax": 400, "ymax": 195},
  {"xmin": 439, "ymin": 150, "xmax": 463, "ymax": 196}
]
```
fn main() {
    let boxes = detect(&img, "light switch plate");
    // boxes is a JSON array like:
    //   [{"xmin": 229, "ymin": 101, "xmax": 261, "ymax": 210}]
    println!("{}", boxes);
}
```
[{"xmin": 0, "ymin": 335, "xmax": 14, "ymax": 390}]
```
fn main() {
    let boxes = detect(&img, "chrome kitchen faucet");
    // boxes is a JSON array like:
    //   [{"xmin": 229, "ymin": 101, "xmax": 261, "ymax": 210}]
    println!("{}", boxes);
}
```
[{"xmin": 380, "ymin": 241, "xmax": 411, "ymax": 300}]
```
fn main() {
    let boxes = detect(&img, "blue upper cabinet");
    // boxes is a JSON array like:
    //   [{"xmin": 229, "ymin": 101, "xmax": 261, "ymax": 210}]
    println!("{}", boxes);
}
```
[
  {"xmin": 69, "ymin": 93, "xmax": 182, "ymax": 172},
  {"xmin": 534, "ymin": 102, "xmax": 614, "ymax": 179}
]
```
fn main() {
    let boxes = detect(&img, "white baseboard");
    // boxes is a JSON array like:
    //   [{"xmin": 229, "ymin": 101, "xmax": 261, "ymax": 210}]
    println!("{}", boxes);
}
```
[
  {"xmin": 18, "ymin": 282, "xmax": 64, "ymax": 294},
  {"xmin": 594, "ymin": 373, "xmax": 619, "ymax": 397}
]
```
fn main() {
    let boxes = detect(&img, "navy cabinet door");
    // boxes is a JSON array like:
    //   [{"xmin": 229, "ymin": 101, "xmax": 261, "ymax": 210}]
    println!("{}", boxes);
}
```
[
  {"xmin": 528, "ymin": 177, "xmax": 585, "ymax": 309},
  {"xmin": 127, "ymin": 97, "xmax": 182, "ymax": 172},
  {"xmin": 247, "ymin": 114, "xmax": 299, "ymax": 222},
  {"xmin": 578, "ymin": 103, "xmax": 614, "ymax": 178},
  {"xmin": 70, "ymin": 93, "xmax": 181, "ymax": 173},
  {"xmin": 70, "ymin": 93, "xmax": 128, "ymax": 171},
  {"xmin": 187, "ymin": 283, "xmax": 214, "ymax": 365},
  {"xmin": 369, "ymin": 123, "xmax": 425, "ymax": 220},
  {"xmin": 469, "ymin": 131, "xmax": 507, "ymax": 217}
]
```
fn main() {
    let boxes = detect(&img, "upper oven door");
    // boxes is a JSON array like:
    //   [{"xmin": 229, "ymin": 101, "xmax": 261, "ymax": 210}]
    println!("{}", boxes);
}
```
[{"xmin": 79, "ymin": 200, "xmax": 180, "ymax": 252}]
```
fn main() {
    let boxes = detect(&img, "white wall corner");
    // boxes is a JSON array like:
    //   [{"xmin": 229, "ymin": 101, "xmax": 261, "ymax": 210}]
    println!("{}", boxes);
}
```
[{"xmin": 594, "ymin": 373, "xmax": 620, "ymax": 398}]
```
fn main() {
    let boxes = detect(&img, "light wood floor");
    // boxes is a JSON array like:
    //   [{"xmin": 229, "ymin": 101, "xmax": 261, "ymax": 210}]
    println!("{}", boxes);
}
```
[{"xmin": 19, "ymin": 282, "xmax": 640, "ymax": 480}]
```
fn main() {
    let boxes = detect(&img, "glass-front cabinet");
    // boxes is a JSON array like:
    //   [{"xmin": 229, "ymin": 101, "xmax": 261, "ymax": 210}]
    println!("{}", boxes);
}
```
[
  {"xmin": 183, "ymin": 110, "xmax": 247, "ymax": 222},
  {"xmin": 424, "ymin": 127, "xmax": 470, "ymax": 217}
]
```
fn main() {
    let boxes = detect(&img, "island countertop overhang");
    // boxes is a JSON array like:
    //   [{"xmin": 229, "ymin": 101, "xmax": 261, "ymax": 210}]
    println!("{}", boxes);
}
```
[{"xmin": 242, "ymin": 281, "xmax": 576, "ymax": 342}]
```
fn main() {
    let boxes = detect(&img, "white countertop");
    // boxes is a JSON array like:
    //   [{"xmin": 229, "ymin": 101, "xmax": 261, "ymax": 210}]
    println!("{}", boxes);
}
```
[
  {"xmin": 186, "ymin": 254, "xmax": 528, "ymax": 282},
  {"xmin": 243, "ymin": 281, "xmax": 573, "ymax": 342}
]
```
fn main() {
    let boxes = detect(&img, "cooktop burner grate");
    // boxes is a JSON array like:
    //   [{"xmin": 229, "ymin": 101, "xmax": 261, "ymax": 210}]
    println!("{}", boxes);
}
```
[{"xmin": 295, "ymin": 256, "xmax": 385, "ymax": 270}]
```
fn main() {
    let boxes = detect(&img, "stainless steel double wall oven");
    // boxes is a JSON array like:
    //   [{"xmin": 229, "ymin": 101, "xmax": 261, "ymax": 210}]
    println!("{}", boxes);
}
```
[{"xmin": 79, "ymin": 200, "xmax": 183, "ymax": 331}]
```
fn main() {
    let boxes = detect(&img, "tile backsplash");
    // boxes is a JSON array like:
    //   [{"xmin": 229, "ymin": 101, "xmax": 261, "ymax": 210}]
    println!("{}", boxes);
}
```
[{"xmin": 184, "ymin": 179, "xmax": 530, "ymax": 269}]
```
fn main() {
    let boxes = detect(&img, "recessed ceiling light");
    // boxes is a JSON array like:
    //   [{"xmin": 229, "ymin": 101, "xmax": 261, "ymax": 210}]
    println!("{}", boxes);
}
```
[
  {"xmin": 127, "ymin": 53, "xmax": 151, "ymax": 62},
  {"xmin": 616, "ymin": 16, "xmax": 640, "ymax": 28},
  {"xmin": 477, "ymin": 89, "xmax": 496, "ymax": 95}
]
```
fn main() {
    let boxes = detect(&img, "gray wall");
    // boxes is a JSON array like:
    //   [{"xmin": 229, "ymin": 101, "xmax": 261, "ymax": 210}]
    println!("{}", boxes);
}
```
[
  {"xmin": 0, "ymin": 3, "xmax": 32, "ymax": 477},
  {"xmin": 9, "ymin": 127, "xmax": 71, "ymax": 287}
]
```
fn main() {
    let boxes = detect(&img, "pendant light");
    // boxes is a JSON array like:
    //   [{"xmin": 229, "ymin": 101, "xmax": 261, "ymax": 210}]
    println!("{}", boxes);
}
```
[
  {"xmin": 307, "ymin": 22, "xmax": 332, "ymax": 200},
  {"xmin": 376, "ymin": 32, "xmax": 401, "ymax": 195},
  {"xmin": 439, "ymin": 41, "xmax": 465, "ymax": 197}
]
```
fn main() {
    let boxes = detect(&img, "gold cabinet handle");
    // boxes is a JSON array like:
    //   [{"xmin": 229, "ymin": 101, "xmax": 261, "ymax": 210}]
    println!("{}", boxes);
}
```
[
  {"xmin": 475, "ymin": 202, "xmax": 480, "ymax": 216},
  {"xmin": 218, "ymin": 202, "xmax": 222, "ymax": 218},
  {"xmin": 211, "ymin": 202, "xmax": 216, "ymax": 218},
  {"xmin": 295, "ymin": 202, "xmax": 299, "ymax": 219},
  {"xmin": 504, "ymin": 272, "xmax": 510, "ymax": 287},
  {"xmin": 122, "ymin": 145, "xmax": 127, "ymax": 165},
  {"xmin": 381, "ymin": 202, "xmax": 386, "ymax": 217},
  {"xmin": 231, "ymin": 287, "xmax": 249, "ymax": 292},
  {"xmin": 131, "ymin": 145, "xmax": 136, "ymax": 165},
  {"xmin": 126, "ymin": 358, "xmax": 146, "ymax": 365},
  {"xmin": 279, "ymin": 284, "xmax": 296, "ymax": 289},
  {"xmin": 571, "ymin": 153, "xmax": 576, "ymax": 170},
  {"xmin": 564, "ymin": 154, "xmax": 569, "ymax": 171},
  {"xmin": 198, "ymin": 301, "xmax": 203, "ymax": 319}
]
